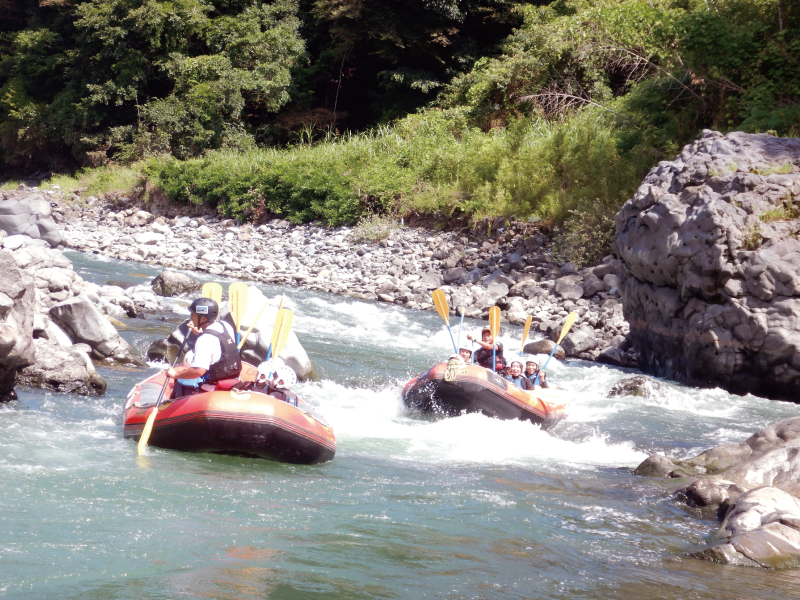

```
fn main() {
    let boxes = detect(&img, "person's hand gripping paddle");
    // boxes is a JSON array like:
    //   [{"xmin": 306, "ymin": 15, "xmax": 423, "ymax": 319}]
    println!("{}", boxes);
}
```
[
  {"xmin": 488, "ymin": 306, "xmax": 500, "ymax": 372},
  {"xmin": 229, "ymin": 282, "xmax": 248, "ymax": 346},
  {"xmin": 137, "ymin": 324, "xmax": 192, "ymax": 455},
  {"xmin": 533, "ymin": 311, "xmax": 578, "ymax": 386},
  {"xmin": 432, "ymin": 289, "xmax": 458, "ymax": 353}
]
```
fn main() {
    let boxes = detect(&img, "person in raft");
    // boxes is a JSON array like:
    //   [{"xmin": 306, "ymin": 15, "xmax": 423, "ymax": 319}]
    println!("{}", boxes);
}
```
[
  {"xmin": 467, "ymin": 328, "xmax": 504, "ymax": 370},
  {"xmin": 506, "ymin": 361, "xmax": 534, "ymax": 390},
  {"xmin": 525, "ymin": 360, "xmax": 549, "ymax": 389},
  {"xmin": 166, "ymin": 298, "xmax": 242, "ymax": 396},
  {"xmin": 458, "ymin": 347, "xmax": 473, "ymax": 364}
]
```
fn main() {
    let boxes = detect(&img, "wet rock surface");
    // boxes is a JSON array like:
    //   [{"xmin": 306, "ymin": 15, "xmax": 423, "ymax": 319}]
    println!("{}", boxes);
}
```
[
  {"xmin": 614, "ymin": 130, "xmax": 800, "ymax": 400},
  {"xmin": 151, "ymin": 270, "xmax": 202, "ymax": 297},
  {"xmin": 608, "ymin": 375, "xmax": 664, "ymax": 399},
  {"xmin": 0, "ymin": 237, "xmax": 155, "ymax": 396},
  {"xmin": 0, "ymin": 249, "xmax": 36, "ymax": 399},
  {"xmin": 18, "ymin": 338, "xmax": 107, "ymax": 395},
  {"xmin": 690, "ymin": 487, "xmax": 800, "ymax": 569},
  {"xmin": 636, "ymin": 416, "xmax": 800, "ymax": 569}
]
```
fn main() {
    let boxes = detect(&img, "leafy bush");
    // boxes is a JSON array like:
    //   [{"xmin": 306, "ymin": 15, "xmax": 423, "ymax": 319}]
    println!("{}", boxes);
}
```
[
  {"xmin": 551, "ymin": 202, "xmax": 617, "ymax": 269},
  {"xmin": 146, "ymin": 107, "xmax": 647, "ymax": 226}
]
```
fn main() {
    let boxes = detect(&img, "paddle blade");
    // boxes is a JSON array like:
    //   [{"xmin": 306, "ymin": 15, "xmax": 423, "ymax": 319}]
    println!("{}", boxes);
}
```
[
  {"xmin": 431, "ymin": 290, "xmax": 450, "ymax": 326},
  {"xmin": 202, "ymin": 282, "xmax": 222, "ymax": 305},
  {"xmin": 270, "ymin": 309, "xmax": 294, "ymax": 359},
  {"xmin": 137, "ymin": 406, "xmax": 158, "ymax": 455},
  {"xmin": 228, "ymin": 282, "xmax": 248, "ymax": 332},
  {"xmin": 488, "ymin": 306, "xmax": 500, "ymax": 340},
  {"xmin": 556, "ymin": 311, "xmax": 579, "ymax": 344},
  {"xmin": 520, "ymin": 315, "xmax": 532, "ymax": 353}
]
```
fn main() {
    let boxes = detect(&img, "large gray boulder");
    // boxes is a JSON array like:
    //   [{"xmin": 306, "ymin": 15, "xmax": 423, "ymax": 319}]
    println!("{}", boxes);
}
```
[
  {"xmin": 613, "ymin": 130, "xmax": 800, "ymax": 400},
  {"xmin": 18, "ymin": 339, "xmax": 107, "ymax": 395},
  {"xmin": 151, "ymin": 271, "xmax": 202, "ymax": 297},
  {"xmin": 49, "ymin": 296, "xmax": 144, "ymax": 365},
  {"xmin": 0, "ymin": 197, "xmax": 62, "ymax": 247},
  {"xmin": 0, "ymin": 249, "xmax": 36, "ymax": 400}
]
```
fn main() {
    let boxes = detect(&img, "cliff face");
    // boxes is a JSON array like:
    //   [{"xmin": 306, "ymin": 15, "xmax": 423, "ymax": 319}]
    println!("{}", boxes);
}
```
[{"xmin": 614, "ymin": 130, "xmax": 800, "ymax": 400}]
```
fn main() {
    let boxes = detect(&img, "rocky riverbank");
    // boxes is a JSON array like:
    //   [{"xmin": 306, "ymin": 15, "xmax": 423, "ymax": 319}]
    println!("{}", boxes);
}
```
[{"xmin": 0, "ymin": 187, "xmax": 637, "ymax": 368}]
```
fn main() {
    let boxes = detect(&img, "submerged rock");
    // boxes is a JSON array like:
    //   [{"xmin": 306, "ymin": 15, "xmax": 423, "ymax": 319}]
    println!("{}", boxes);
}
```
[{"xmin": 608, "ymin": 375, "xmax": 663, "ymax": 399}]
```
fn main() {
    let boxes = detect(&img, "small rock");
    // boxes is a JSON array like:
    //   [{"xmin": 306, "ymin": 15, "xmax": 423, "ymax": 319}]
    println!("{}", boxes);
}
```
[
  {"xmin": 523, "ymin": 339, "xmax": 566, "ymax": 359},
  {"xmin": 633, "ymin": 454, "xmax": 677, "ymax": 478},
  {"xmin": 443, "ymin": 267, "xmax": 468, "ymax": 284},
  {"xmin": 151, "ymin": 271, "xmax": 202, "ymax": 297},
  {"xmin": 608, "ymin": 375, "xmax": 663, "ymax": 399}
]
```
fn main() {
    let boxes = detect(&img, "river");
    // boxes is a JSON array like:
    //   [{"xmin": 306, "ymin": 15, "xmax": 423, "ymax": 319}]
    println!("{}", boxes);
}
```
[{"xmin": 2, "ymin": 251, "xmax": 800, "ymax": 599}]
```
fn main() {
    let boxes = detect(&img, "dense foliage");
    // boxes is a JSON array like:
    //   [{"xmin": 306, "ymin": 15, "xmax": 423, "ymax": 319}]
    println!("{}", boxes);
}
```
[
  {"xmin": 146, "ymin": 108, "xmax": 642, "ymax": 226},
  {"xmin": 2, "ymin": 0, "xmax": 798, "ymax": 265}
]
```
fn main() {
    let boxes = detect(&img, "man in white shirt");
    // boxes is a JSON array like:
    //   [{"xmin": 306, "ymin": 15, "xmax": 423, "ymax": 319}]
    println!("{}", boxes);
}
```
[{"xmin": 167, "ymin": 298, "xmax": 242, "ymax": 391}]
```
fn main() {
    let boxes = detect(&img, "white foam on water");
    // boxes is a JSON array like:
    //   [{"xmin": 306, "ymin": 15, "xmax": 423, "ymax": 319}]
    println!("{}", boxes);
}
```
[{"xmin": 297, "ymin": 378, "xmax": 647, "ymax": 469}]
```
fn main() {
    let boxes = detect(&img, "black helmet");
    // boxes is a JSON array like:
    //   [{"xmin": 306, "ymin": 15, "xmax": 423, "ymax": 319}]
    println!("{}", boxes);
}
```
[{"xmin": 189, "ymin": 297, "xmax": 219, "ymax": 321}]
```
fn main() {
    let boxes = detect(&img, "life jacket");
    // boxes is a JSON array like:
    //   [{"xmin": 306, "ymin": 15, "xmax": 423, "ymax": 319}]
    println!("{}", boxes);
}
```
[
  {"xmin": 474, "ymin": 343, "xmax": 504, "ymax": 369},
  {"xmin": 202, "ymin": 328, "xmax": 242, "ymax": 383}
]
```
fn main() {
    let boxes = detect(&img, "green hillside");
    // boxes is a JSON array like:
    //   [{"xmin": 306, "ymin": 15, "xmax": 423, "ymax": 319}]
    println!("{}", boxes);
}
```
[{"xmin": 1, "ymin": 0, "xmax": 797, "ymax": 261}]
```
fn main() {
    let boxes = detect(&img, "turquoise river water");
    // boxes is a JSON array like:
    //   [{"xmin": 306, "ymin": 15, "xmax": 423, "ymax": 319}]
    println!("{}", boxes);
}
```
[{"xmin": 2, "ymin": 251, "xmax": 800, "ymax": 599}]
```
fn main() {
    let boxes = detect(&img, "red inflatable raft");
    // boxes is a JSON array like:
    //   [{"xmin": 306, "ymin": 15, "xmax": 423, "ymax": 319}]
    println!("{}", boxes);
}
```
[
  {"xmin": 123, "ymin": 363, "xmax": 335, "ymax": 464},
  {"xmin": 402, "ymin": 362, "xmax": 567, "ymax": 431}
]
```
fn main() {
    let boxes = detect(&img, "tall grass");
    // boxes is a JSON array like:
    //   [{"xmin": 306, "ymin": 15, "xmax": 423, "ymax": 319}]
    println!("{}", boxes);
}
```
[
  {"xmin": 20, "ymin": 164, "xmax": 147, "ymax": 199},
  {"xmin": 147, "ymin": 108, "xmax": 648, "ymax": 226}
]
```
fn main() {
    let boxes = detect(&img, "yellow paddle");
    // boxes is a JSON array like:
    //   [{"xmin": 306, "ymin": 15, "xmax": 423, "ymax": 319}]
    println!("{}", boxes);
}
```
[
  {"xmin": 268, "ymin": 309, "xmax": 294, "ymax": 374},
  {"xmin": 431, "ymin": 289, "xmax": 457, "ymax": 352},
  {"xmin": 137, "ymin": 329, "xmax": 191, "ymax": 455},
  {"xmin": 533, "ymin": 311, "xmax": 578, "ymax": 386},
  {"xmin": 228, "ymin": 282, "xmax": 248, "ymax": 345},
  {"xmin": 488, "ymin": 306, "xmax": 500, "ymax": 372},
  {"xmin": 519, "ymin": 315, "xmax": 532, "ymax": 357},
  {"xmin": 201, "ymin": 282, "xmax": 222, "ymax": 305},
  {"xmin": 238, "ymin": 292, "xmax": 285, "ymax": 350}
]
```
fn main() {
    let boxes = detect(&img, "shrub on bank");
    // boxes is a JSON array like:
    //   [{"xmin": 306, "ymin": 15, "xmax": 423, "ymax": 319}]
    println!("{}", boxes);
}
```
[{"xmin": 145, "ymin": 108, "xmax": 646, "ymax": 227}]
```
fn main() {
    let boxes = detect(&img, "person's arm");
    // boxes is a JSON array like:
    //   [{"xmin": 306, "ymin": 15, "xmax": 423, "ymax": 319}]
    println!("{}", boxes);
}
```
[
  {"xmin": 538, "ymin": 371, "xmax": 549, "ymax": 388},
  {"xmin": 168, "ymin": 365, "xmax": 207, "ymax": 380},
  {"xmin": 467, "ymin": 334, "xmax": 493, "ymax": 350},
  {"xmin": 168, "ymin": 330, "xmax": 213, "ymax": 379}
]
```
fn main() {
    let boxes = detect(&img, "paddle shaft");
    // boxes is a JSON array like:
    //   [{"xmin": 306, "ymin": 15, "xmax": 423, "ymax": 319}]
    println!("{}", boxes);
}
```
[
  {"xmin": 268, "ymin": 311, "xmax": 293, "ymax": 378},
  {"xmin": 532, "ymin": 345, "xmax": 557, "ymax": 387},
  {"xmin": 457, "ymin": 312, "xmax": 465, "ymax": 351},
  {"xmin": 446, "ymin": 325, "xmax": 457, "ymax": 353},
  {"xmin": 261, "ymin": 292, "xmax": 287, "ymax": 357},
  {"xmin": 137, "ymin": 326, "xmax": 190, "ymax": 454}
]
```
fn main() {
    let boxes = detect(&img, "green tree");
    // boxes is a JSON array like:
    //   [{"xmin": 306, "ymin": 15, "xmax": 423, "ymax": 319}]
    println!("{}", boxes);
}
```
[{"xmin": 0, "ymin": 0, "xmax": 304, "ymax": 167}]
